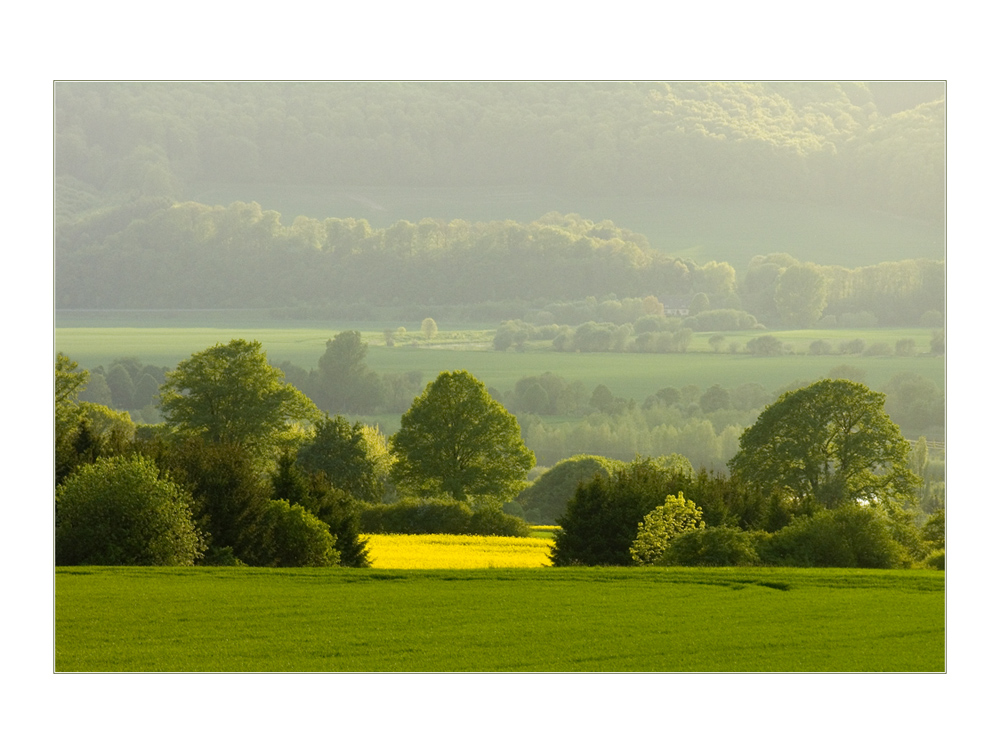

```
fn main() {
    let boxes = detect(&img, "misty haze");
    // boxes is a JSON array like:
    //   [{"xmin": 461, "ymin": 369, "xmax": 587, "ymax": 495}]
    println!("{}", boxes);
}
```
[{"xmin": 55, "ymin": 81, "xmax": 945, "ymax": 673}]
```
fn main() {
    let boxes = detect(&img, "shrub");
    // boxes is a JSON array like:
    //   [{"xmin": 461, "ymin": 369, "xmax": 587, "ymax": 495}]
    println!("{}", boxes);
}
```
[
  {"xmin": 201, "ymin": 546, "xmax": 245, "ymax": 566},
  {"xmin": 921, "ymin": 509, "xmax": 945, "ymax": 550},
  {"xmin": 746, "ymin": 335, "xmax": 783, "ymax": 356},
  {"xmin": 839, "ymin": 338, "xmax": 866, "ymax": 355},
  {"xmin": 683, "ymin": 309, "xmax": 757, "ymax": 332},
  {"xmin": 56, "ymin": 455, "xmax": 206, "ymax": 566},
  {"xmin": 240, "ymin": 498, "xmax": 340, "ymax": 567},
  {"xmin": 658, "ymin": 526, "xmax": 763, "ymax": 567},
  {"xmin": 469, "ymin": 507, "xmax": 531, "ymax": 537},
  {"xmin": 924, "ymin": 549, "xmax": 945, "ymax": 570},
  {"xmin": 307, "ymin": 487, "xmax": 372, "ymax": 568},
  {"xmin": 515, "ymin": 455, "xmax": 621, "ymax": 524},
  {"xmin": 360, "ymin": 497, "xmax": 474, "ymax": 534},
  {"xmin": 630, "ymin": 492, "xmax": 705, "ymax": 564},
  {"xmin": 551, "ymin": 457, "xmax": 690, "ymax": 566},
  {"xmin": 863, "ymin": 342, "xmax": 893, "ymax": 357},
  {"xmin": 760, "ymin": 505, "xmax": 907, "ymax": 568}
]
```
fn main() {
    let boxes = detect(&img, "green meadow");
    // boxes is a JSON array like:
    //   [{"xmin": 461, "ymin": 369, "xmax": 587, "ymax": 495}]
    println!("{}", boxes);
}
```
[
  {"xmin": 55, "ymin": 566, "xmax": 944, "ymax": 672},
  {"xmin": 54, "ymin": 324, "xmax": 944, "ymax": 401}
]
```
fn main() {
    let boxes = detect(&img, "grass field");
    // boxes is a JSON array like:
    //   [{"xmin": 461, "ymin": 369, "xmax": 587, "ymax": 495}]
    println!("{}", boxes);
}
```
[
  {"xmin": 54, "ymin": 566, "xmax": 944, "ymax": 672},
  {"xmin": 54, "ymin": 324, "xmax": 945, "ymax": 400}
]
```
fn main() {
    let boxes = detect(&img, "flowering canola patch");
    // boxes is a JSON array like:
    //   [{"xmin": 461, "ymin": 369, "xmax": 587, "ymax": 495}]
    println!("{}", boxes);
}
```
[{"xmin": 366, "ymin": 534, "xmax": 554, "ymax": 569}]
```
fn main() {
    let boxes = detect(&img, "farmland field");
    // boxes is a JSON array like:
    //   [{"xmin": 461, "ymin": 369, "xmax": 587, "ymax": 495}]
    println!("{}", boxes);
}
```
[
  {"xmin": 55, "ymin": 566, "xmax": 944, "ymax": 672},
  {"xmin": 365, "ymin": 534, "xmax": 554, "ymax": 568},
  {"xmin": 54, "ymin": 323, "xmax": 945, "ymax": 400}
]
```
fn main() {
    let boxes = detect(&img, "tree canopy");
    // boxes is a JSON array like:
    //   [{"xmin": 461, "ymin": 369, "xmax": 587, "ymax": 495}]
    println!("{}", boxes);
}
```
[
  {"xmin": 728, "ymin": 379, "xmax": 919, "ymax": 510},
  {"xmin": 158, "ymin": 339, "xmax": 320, "ymax": 463},
  {"xmin": 391, "ymin": 370, "xmax": 535, "ymax": 502},
  {"xmin": 56, "ymin": 455, "xmax": 206, "ymax": 566}
]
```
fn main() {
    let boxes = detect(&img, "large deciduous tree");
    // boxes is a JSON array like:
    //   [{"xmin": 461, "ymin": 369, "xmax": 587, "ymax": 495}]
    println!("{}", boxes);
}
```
[
  {"xmin": 774, "ymin": 264, "xmax": 828, "ymax": 328},
  {"xmin": 728, "ymin": 379, "xmax": 918, "ymax": 511},
  {"xmin": 391, "ymin": 370, "xmax": 535, "ymax": 502},
  {"xmin": 158, "ymin": 339, "xmax": 320, "ymax": 463},
  {"xmin": 314, "ymin": 331, "xmax": 383, "ymax": 413},
  {"xmin": 297, "ymin": 415, "xmax": 386, "ymax": 503}
]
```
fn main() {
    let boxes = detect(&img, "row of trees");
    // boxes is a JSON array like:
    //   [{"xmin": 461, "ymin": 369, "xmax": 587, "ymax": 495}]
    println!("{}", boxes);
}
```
[
  {"xmin": 55, "ymin": 81, "xmax": 943, "ymax": 220},
  {"xmin": 551, "ymin": 380, "xmax": 943, "ymax": 569},
  {"xmin": 56, "ymin": 344, "xmax": 944, "ymax": 569},
  {"xmin": 55, "ymin": 343, "xmax": 535, "ymax": 567},
  {"xmin": 56, "ymin": 199, "xmax": 943, "ymax": 327}
]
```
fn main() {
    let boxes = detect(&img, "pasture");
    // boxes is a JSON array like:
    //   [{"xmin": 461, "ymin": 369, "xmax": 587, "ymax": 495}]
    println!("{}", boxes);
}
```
[
  {"xmin": 54, "ymin": 323, "xmax": 945, "ymax": 401},
  {"xmin": 54, "ymin": 566, "xmax": 945, "ymax": 672}
]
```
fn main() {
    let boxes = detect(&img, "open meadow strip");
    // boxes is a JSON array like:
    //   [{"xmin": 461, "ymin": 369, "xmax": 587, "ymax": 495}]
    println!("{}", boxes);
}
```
[
  {"xmin": 365, "ymin": 534, "xmax": 554, "ymax": 569},
  {"xmin": 55, "ymin": 567, "xmax": 944, "ymax": 672}
]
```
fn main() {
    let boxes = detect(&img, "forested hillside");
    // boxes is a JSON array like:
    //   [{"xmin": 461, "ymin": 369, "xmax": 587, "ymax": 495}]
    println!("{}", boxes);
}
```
[
  {"xmin": 54, "ymin": 81, "xmax": 943, "ymax": 218},
  {"xmin": 56, "ymin": 201, "xmax": 943, "ymax": 327},
  {"xmin": 55, "ymin": 81, "xmax": 945, "ymax": 317}
]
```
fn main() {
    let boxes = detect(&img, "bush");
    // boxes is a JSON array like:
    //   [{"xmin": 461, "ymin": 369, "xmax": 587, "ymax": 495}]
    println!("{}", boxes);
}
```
[
  {"xmin": 683, "ymin": 309, "xmax": 757, "ymax": 332},
  {"xmin": 630, "ymin": 492, "xmax": 705, "ymax": 564},
  {"xmin": 863, "ymin": 342, "xmax": 893, "ymax": 357},
  {"xmin": 469, "ymin": 507, "xmax": 531, "ymax": 537},
  {"xmin": 360, "ymin": 497, "xmax": 471, "ymax": 534},
  {"xmin": 551, "ymin": 457, "xmax": 690, "ymax": 566},
  {"xmin": 921, "ymin": 509, "xmax": 945, "ymax": 550},
  {"xmin": 240, "ymin": 498, "xmax": 340, "ymax": 567},
  {"xmin": 924, "ymin": 549, "xmax": 945, "ymax": 570},
  {"xmin": 746, "ymin": 335, "xmax": 783, "ymax": 356},
  {"xmin": 515, "ymin": 455, "xmax": 621, "ymax": 524},
  {"xmin": 307, "ymin": 487, "xmax": 372, "ymax": 568},
  {"xmin": 56, "ymin": 455, "xmax": 206, "ymax": 566},
  {"xmin": 658, "ymin": 526, "xmax": 763, "ymax": 566},
  {"xmin": 760, "ymin": 505, "xmax": 907, "ymax": 568},
  {"xmin": 201, "ymin": 546, "xmax": 245, "ymax": 566}
]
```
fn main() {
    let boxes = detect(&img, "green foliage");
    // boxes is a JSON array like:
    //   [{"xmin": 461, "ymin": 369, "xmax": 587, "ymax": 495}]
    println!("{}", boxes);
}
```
[
  {"xmin": 151, "ymin": 437, "xmax": 271, "ymax": 555},
  {"xmin": 630, "ymin": 492, "xmax": 706, "ymax": 565},
  {"xmin": 159, "ymin": 339, "xmax": 320, "ymax": 464},
  {"xmin": 551, "ymin": 456, "xmax": 691, "ymax": 566},
  {"xmin": 56, "ymin": 455, "xmax": 206, "ymax": 566},
  {"xmin": 297, "ymin": 415, "xmax": 384, "ymax": 502},
  {"xmin": 515, "ymin": 455, "xmax": 622, "ymax": 524},
  {"xmin": 56, "ymin": 354, "xmax": 91, "ymax": 483},
  {"xmin": 360, "ymin": 497, "xmax": 472, "ymax": 535},
  {"xmin": 774, "ymin": 264, "xmax": 828, "ymax": 327},
  {"xmin": 314, "ymin": 331, "xmax": 383, "ymax": 413},
  {"xmin": 392, "ymin": 370, "xmax": 535, "ymax": 502},
  {"xmin": 303, "ymin": 487, "xmax": 372, "ymax": 568},
  {"xmin": 683, "ymin": 309, "xmax": 758, "ymax": 331},
  {"xmin": 421, "ymin": 318, "xmax": 439, "ymax": 339},
  {"xmin": 760, "ymin": 505, "xmax": 908, "ymax": 568},
  {"xmin": 924, "ymin": 549, "xmax": 945, "ymax": 570},
  {"xmin": 238, "ymin": 498, "xmax": 339, "ymax": 567},
  {"xmin": 729, "ymin": 379, "xmax": 919, "ymax": 511},
  {"xmin": 659, "ymin": 526, "xmax": 763, "ymax": 567},
  {"xmin": 746, "ymin": 335, "xmax": 784, "ymax": 356},
  {"xmin": 921, "ymin": 509, "xmax": 945, "ymax": 551},
  {"xmin": 358, "ymin": 495, "xmax": 529, "ymax": 536},
  {"xmin": 469, "ymin": 507, "xmax": 531, "ymax": 537}
]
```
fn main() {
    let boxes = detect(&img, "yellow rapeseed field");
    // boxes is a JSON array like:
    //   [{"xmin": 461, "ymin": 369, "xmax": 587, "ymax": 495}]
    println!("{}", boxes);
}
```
[{"xmin": 366, "ymin": 534, "xmax": 554, "ymax": 569}]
